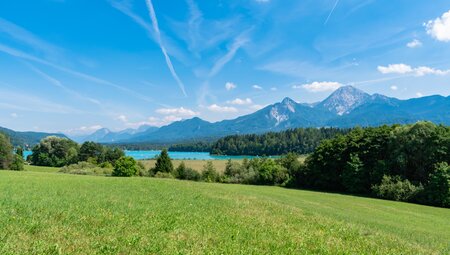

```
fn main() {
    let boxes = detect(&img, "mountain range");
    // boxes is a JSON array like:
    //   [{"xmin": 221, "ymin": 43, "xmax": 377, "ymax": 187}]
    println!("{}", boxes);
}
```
[
  {"xmin": 3, "ymin": 86, "xmax": 448, "ymax": 145},
  {"xmin": 70, "ymin": 86, "xmax": 449, "ymax": 144}
]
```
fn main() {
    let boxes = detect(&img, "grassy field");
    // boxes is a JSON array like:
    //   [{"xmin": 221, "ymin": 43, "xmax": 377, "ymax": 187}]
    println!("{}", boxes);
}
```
[
  {"xmin": 0, "ymin": 169, "xmax": 449, "ymax": 254},
  {"xmin": 140, "ymin": 159, "xmax": 238, "ymax": 173},
  {"xmin": 140, "ymin": 155, "xmax": 307, "ymax": 173}
]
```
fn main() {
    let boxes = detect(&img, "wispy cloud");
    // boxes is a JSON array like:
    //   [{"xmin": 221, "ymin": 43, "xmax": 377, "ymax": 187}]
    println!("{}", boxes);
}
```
[
  {"xmin": 144, "ymin": 0, "xmax": 187, "ymax": 96},
  {"xmin": 0, "ymin": 43, "xmax": 158, "ymax": 104},
  {"xmin": 0, "ymin": 88, "xmax": 80, "ymax": 114},
  {"xmin": 324, "ymin": 0, "xmax": 340, "ymax": 25},
  {"xmin": 208, "ymin": 32, "xmax": 250, "ymax": 78},
  {"xmin": 0, "ymin": 17, "xmax": 63, "ymax": 60},
  {"xmin": 406, "ymin": 39, "xmax": 422, "ymax": 48},
  {"xmin": 225, "ymin": 82, "xmax": 237, "ymax": 91},
  {"xmin": 25, "ymin": 63, "xmax": 102, "ymax": 106}
]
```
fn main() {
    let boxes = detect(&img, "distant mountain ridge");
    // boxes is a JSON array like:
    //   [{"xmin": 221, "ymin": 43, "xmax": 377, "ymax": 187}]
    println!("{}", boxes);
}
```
[
  {"xmin": 70, "ymin": 125, "xmax": 158, "ymax": 143},
  {"xmin": 65, "ymin": 86, "xmax": 450, "ymax": 144},
  {"xmin": 0, "ymin": 126, "xmax": 67, "ymax": 147}
]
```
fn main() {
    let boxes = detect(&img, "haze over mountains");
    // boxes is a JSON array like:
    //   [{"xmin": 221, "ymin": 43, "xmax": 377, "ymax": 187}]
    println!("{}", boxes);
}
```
[{"xmin": 68, "ymin": 86, "xmax": 450, "ymax": 144}]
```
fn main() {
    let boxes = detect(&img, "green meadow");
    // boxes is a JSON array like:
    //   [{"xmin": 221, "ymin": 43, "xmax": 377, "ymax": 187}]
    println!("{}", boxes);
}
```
[{"xmin": 0, "ymin": 168, "xmax": 449, "ymax": 255}]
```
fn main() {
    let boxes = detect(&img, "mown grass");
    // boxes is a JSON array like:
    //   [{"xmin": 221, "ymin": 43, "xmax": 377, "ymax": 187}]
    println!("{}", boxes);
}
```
[{"xmin": 0, "ymin": 170, "xmax": 449, "ymax": 254}]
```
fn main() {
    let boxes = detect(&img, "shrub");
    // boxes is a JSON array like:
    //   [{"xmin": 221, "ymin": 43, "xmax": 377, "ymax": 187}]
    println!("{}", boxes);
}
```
[
  {"xmin": 60, "ymin": 161, "xmax": 111, "ymax": 175},
  {"xmin": 252, "ymin": 158, "xmax": 289, "ymax": 185},
  {"xmin": 137, "ymin": 161, "xmax": 148, "ymax": 176},
  {"xmin": 10, "ymin": 154, "xmax": 24, "ymax": 171},
  {"xmin": 174, "ymin": 161, "xmax": 201, "ymax": 181},
  {"xmin": 372, "ymin": 175, "xmax": 423, "ymax": 202},
  {"xmin": 154, "ymin": 172, "xmax": 174, "ymax": 179},
  {"xmin": 112, "ymin": 156, "xmax": 139, "ymax": 177},
  {"xmin": 223, "ymin": 160, "xmax": 257, "ymax": 184},
  {"xmin": 201, "ymin": 161, "xmax": 220, "ymax": 182}
]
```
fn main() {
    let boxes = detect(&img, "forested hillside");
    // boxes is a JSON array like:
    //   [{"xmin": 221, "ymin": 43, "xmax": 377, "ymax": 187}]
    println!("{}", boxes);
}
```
[
  {"xmin": 211, "ymin": 128, "xmax": 349, "ymax": 156},
  {"xmin": 0, "ymin": 126, "xmax": 67, "ymax": 148}
]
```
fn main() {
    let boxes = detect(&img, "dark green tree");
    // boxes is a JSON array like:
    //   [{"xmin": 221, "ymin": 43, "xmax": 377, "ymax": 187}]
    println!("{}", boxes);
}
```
[
  {"xmin": 154, "ymin": 149, "xmax": 173, "ymax": 173},
  {"xmin": 30, "ymin": 136, "xmax": 79, "ymax": 167},
  {"xmin": 201, "ymin": 161, "xmax": 219, "ymax": 182},
  {"xmin": 0, "ymin": 133, "xmax": 13, "ymax": 169},
  {"xmin": 112, "ymin": 156, "xmax": 139, "ymax": 177},
  {"xmin": 79, "ymin": 141, "xmax": 104, "ymax": 163},
  {"xmin": 422, "ymin": 162, "xmax": 450, "ymax": 207}
]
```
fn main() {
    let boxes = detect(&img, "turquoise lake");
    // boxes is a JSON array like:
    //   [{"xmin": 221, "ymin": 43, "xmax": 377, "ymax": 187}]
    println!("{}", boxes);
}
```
[{"xmin": 23, "ymin": 150, "xmax": 275, "ymax": 161}]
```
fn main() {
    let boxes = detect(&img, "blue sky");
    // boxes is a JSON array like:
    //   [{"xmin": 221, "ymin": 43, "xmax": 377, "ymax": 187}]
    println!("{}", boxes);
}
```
[{"xmin": 1, "ymin": 0, "xmax": 450, "ymax": 134}]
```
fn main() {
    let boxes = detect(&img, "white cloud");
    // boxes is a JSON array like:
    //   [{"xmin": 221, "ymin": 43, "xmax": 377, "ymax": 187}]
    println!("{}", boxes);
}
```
[
  {"xmin": 416, "ymin": 92, "xmax": 423, "ymax": 97},
  {"xmin": 406, "ymin": 39, "xmax": 422, "ymax": 48},
  {"xmin": 425, "ymin": 10, "xmax": 450, "ymax": 42},
  {"xmin": 116, "ymin": 115, "xmax": 128, "ymax": 122},
  {"xmin": 225, "ymin": 82, "xmax": 237, "ymax": 91},
  {"xmin": 155, "ymin": 107, "xmax": 199, "ymax": 116},
  {"xmin": 207, "ymin": 104, "xmax": 238, "ymax": 113},
  {"xmin": 255, "ymin": 0, "xmax": 270, "ymax": 3},
  {"xmin": 10, "ymin": 113, "xmax": 18, "ymax": 118},
  {"xmin": 297, "ymin": 81, "xmax": 342, "ymax": 92},
  {"xmin": 227, "ymin": 98, "xmax": 253, "ymax": 105},
  {"xmin": 252, "ymin": 84, "xmax": 263, "ymax": 90},
  {"xmin": 270, "ymin": 87, "xmax": 277, "ymax": 91},
  {"xmin": 390, "ymin": 85, "xmax": 398, "ymax": 91},
  {"xmin": 378, "ymin": 63, "xmax": 450, "ymax": 76},
  {"xmin": 377, "ymin": 64, "xmax": 413, "ymax": 74}
]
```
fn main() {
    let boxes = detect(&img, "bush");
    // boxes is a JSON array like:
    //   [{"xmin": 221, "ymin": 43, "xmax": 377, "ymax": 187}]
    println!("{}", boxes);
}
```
[
  {"xmin": 154, "ymin": 172, "xmax": 174, "ymax": 179},
  {"xmin": 10, "ymin": 154, "xmax": 24, "ymax": 171},
  {"xmin": 60, "ymin": 161, "xmax": 112, "ymax": 175},
  {"xmin": 252, "ymin": 158, "xmax": 289, "ymax": 185},
  {"xmin": 201, "ymin": 161, "xmax": 220, "ymax": 182},
  {"xmin": 112, "ymin": 156, "xmax": 139, "ymax": 177},
  {"xmin": 372, "ymin": 175, "xmax": 423, "ymax": 202},
  {"xmin": 174, "ymin": 161, "xmax": 201, "ymax": 181},
  {"xmin": 223, "ymin": 160, "xmax": 257, "ymax": 184}
]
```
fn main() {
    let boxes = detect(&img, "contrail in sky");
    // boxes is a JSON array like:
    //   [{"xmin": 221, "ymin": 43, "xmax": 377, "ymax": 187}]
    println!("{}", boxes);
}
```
[
  {"xmin": 144, "ymin": 0, "xmax": 188, "ymax": 97},
  {"xmin": 324, "ymin": 0, "xmax": 340, "ymax": 25}
]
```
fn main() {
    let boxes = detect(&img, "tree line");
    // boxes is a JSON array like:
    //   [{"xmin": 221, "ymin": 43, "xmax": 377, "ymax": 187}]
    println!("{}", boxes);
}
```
[
  {"xmin": 210, "ymin": 127, "xmax": 350, "ymax": 156},
  {"xmin": 2, "ymin": 122, "xmax": 448, "ymax": 208},
  {"xmin": 144, "ymin": 122, "xmax": 450, "ymax": 207}
]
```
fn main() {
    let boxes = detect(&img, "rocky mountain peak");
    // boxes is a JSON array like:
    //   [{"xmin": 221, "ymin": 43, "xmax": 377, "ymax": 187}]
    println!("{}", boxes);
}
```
[{"xmin": 318, "ymin": 86, "xmax": 370, "ymax": 115}]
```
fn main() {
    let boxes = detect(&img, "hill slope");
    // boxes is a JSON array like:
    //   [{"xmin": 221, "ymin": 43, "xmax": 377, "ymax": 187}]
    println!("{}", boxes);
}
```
[
  {"xmin": 0, "ymin": 170, "xmax": 448, "ymax": 254},
  {"xmin": 0, "ymin": 126, "xmax": 67, "ymax": 147}
]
